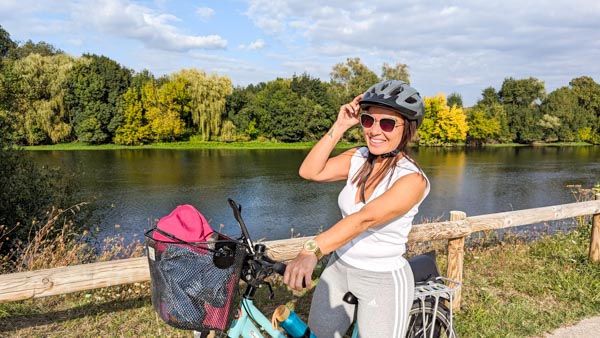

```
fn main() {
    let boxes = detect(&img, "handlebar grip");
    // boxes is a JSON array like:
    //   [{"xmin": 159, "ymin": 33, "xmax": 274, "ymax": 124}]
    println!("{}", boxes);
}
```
[
  {"xmin": 272, "ymin": 261, "xmax": 307, "ymax": 288},
  {"xmin": 272, "ymin": 262, "xmax": 287, "ymax": 276}
]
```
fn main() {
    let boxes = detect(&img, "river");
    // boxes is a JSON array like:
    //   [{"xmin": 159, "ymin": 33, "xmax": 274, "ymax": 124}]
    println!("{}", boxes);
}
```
[{"xmin": 29, "ymin": 146, "xmax": 600, "ymax": 244}]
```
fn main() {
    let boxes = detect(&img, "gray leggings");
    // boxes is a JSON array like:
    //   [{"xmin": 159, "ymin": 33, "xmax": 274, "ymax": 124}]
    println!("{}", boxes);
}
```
[{"xmin": 308, "ymin": 254, "xmax": 414, "ymax": 338}]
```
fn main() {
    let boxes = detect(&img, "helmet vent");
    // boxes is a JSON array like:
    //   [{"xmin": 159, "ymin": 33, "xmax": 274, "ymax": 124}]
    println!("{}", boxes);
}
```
[
  {"xmin": 405, "ymin": 95, "xmax": 418, "ymax": 104},
  {"xmin": 381, "ymin": 82, "xmax": 390, "ymax": 91},
  {"xmin": 390, "ymin": 87, "xmax": 404, "ymax": 96}
]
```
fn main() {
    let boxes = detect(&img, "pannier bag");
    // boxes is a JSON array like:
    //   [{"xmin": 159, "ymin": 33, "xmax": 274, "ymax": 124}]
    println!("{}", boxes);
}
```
[{"xmin": 145, "ymin": 204, "xmax": 246, "ymax": 331}]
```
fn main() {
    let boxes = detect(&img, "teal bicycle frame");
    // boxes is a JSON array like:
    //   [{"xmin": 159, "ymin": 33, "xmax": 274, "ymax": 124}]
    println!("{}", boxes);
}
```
[
  {"xmin": 226, "ymin": 298, "xmax": 287, "ymax": 338},
  {"xmin": 222, "ymin": 292, "xmax": 359, "ymax": 338}
]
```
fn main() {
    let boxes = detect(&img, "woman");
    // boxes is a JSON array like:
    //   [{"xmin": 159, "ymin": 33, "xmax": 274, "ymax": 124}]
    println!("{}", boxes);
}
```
[{"xmin": 283, "ymin": 80, "xmax": 429, "ymax": 337}]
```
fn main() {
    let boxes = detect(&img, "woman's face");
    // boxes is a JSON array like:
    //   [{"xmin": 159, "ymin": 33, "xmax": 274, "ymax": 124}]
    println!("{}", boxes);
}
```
[{"xmin": 360, "ymin": 106, "xmax": 404, "ymax": 156}]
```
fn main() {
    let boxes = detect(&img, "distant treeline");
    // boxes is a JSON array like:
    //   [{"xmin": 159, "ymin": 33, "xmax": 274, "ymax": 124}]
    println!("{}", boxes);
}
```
[{"xmin": 1, "ymin": 25, "xmax": 599, "ymax": 146}]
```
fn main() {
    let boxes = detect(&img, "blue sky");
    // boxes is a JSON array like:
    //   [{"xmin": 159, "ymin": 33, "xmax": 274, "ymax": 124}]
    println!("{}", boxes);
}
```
[{"xmin": 1, "ymin": 0, "xmax": 599, "ymax": 107}]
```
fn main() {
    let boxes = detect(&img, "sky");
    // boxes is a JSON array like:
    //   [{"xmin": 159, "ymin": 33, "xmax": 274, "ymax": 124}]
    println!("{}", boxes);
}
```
[{"xmin": 1, "ymin": 0, "xmax": 599, "ymax": 107}]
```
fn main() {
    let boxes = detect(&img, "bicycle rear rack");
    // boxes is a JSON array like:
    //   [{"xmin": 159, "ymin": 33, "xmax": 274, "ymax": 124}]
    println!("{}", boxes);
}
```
[{"xmin": 413, "ymin": 277, "xmax": 461, "ymax": 338}]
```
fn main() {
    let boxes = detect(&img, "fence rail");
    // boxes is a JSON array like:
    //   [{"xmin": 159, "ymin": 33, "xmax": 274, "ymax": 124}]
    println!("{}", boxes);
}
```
[{"xmin": 1, "ymin": 197, "xmax": 599, "ymax": 307}]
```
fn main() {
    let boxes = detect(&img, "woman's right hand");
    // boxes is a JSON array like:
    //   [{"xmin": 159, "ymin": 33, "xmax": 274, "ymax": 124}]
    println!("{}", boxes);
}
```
[{"xmin": 335, "ymin": 94, "xmax": 363, "ymax": 130}]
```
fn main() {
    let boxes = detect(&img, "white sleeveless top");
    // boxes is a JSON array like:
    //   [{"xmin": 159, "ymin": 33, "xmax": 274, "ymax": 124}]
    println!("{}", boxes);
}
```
[{"xmin": 335, "ymin": 147, "xmax": 430, "ymax": 272}]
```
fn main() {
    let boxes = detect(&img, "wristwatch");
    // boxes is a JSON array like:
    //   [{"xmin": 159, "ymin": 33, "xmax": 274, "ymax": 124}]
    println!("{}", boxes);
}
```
[{"xmin": 303, "ymin": 239, "xmax": 323, "ymax": 259}]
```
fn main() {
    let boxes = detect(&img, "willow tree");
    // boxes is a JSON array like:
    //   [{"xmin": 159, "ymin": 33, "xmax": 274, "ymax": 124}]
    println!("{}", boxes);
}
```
[
  {"xmin": 173, "ymin": 69, "xmax": 232, "ymax": 141},
  {"xmin": 12, "ymin": 53, "xmax": 74, "ymax": 144}
]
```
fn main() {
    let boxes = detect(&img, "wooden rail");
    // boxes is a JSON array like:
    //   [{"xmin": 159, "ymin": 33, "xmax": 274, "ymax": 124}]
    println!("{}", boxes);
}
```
[{"xmin": 1, "ymin": 198, "xmax": 599, "ymax": 306}]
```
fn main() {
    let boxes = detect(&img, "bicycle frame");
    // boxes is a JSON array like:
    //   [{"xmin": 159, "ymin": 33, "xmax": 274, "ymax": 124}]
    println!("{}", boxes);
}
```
[{"xmin": 225, "ymin": 298, "xmax": 286, "ymax": 338}]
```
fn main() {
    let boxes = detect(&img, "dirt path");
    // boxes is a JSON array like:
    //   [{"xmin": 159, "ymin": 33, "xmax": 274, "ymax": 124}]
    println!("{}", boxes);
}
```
[{"xmin": 543, "ymin": 316, "xmax": 600, "ymax": 337}]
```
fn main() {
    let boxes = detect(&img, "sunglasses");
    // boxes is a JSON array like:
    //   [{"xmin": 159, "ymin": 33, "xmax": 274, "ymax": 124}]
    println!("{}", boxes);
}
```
[{"xmin": 359, "ymin": 113, "xmax": 403, "ymax": 132}]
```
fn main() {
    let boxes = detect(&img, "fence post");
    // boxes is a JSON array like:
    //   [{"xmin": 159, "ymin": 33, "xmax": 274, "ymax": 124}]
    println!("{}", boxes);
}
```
[
  {"xmin": 447, "ymin": 210, "xmax": 466, "ymax": 311},
  {"xmin": 590, "ymin": 193, "xmax": 600, "ymax": 263}
]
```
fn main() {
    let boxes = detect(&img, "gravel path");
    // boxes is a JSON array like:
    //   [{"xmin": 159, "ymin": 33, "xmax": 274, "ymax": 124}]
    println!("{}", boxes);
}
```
[{"xmin": 543, "ymin": 316, "xmax": 600, "ymax": 337}]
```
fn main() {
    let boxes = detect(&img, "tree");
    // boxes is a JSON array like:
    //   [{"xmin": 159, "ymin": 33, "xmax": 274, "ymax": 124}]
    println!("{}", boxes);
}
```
[
  {"xmin": 0, "ymin": 25, "xmax": 17, "ymax": 58},
  {"xmin": 466, "ymin": 110, "xmax": 500, "ymax": 145},
  {"xmin": 569, "ymin": 76, "xmax": 600, "ymax": 115},
  {"xmin": 144, "ymin": 79, "xmax": 187, "ymax": 141},
  {"xmin": 64, "ymin": 54, "xmax": 132, "ymax": 143},
  {"xmin": 499, "ymin": 77, "xmax": 546, "ymax": 106},
  {"xmin": 420, "ymin": 95, "xmax": 468, "ymax": 145},
  {"xmin": 172, "ymin": 69, "xmax": 232, "ymax": 141},
  {"xmin": 0, "ymin": 26, "xmax": 18, "ymax": 116},
  {"xmin": 290, "ymin": 73, "xmax": 336, "ymax": 140},
  {"xmin": 381, "ymin": 62, "xmax": 410, "ymax": 83},
  {"xmin": 114, "ymin": 86, "xmax": 150, "ymax": 145},
  {"xmin": 498, "ymin": 77, "xmax": 546, "ymax": 143},
  {"xmin": 447, "ymin": 92, "xmax": 463, "ymax": 108},
  {"xmin": 478, "ymin": 87, "xmax": 500, "ymax": 106},
  {"xmin": 329, "ymin": 57, "xmax": 379, "ymax": 108},
  {"xmin": 0, "ymin": 114, "xmax": 82, "ymax": 257},
  {"xmin": 11, "ymin": 40, "xmax": 63, "ymax": 59},
  {"xmin": 11, "ymin": 53, "xmax": 75, "ymax": 144}
]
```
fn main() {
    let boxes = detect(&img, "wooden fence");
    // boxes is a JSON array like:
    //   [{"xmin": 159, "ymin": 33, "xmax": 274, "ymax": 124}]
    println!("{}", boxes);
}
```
[{"xmin": 1, "ymin": 195, "xmax": 599, "ymax": 310}]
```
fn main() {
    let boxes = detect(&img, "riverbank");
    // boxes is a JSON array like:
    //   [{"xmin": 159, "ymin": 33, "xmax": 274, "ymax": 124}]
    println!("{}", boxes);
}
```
[
  {"xmin": 1, "ymin": 220, "xmax": 599, "ymax": 337},
  {"xmin": 23, "ymin": 140, "xmax": 593, "ymax": 151}
]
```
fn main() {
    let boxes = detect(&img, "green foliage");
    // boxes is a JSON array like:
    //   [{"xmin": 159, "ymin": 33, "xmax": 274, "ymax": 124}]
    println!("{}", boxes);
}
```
[
  {"xmin": 114, "ymin": 87, "xmax": 150, "ymax": 145},
  {"xmin": 0, "ymin": 115, "xmax": 83, "ymax": 256},
  {"xmin": 219, "ymin": 120, "xmax": 237, "ymax": 142},
  {"xmin": 144, "ymin": 80, "xmax": 186, "ymax": 142},
  {"xmin": 329, "ymin": 57, "xmax": 379, "ymax": 107},
  {"xmin": 0, "ymin": 25, "xmax": 17, "ymax": 58},
  {"xmin": 64, "ymin": 54, "xmax": 132, "ymax": 144},
  {"xmin": 381, "ymin": 62, "xmax": 410, "ymax": 83},
  {"xmin": 11, "ymin": 40, "xmax": 63, "ymax": 59},
  {"xmin": 447, "ymin": 92, "xmax": 463, "ymax": 108},
  {"xmin": 173, "ymin": 69, "xmax": 232, "ymax": 141},
  {"xmin": 11, "ymin": 53, "xmax": 75, "ymax": 144},
  {"xmin": 467, "ymin": 110, "xmax": 500, "ymax": 145}
]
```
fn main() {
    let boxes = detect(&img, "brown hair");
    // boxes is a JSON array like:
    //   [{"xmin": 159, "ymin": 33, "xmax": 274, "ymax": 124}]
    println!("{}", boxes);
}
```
[{"xmin": 351, "ymin": 117, "xmax": 423, "ymax": 203}]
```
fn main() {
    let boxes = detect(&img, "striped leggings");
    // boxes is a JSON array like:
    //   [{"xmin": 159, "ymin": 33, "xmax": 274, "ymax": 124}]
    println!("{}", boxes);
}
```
[{"xmin": 307, "ymin": 254, "xmax": 414, "ymax": 338}]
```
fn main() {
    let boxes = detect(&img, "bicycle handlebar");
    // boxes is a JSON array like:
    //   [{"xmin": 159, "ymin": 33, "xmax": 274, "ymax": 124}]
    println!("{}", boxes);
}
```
[{"xmin": 227, "ymin": 198, "xmax": 307, "ymax": 290}]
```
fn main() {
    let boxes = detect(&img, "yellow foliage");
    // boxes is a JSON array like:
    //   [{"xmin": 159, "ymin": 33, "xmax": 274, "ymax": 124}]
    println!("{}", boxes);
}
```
[{"xmin": 420, "ymin": 94, "xmax": 468, "ymax": 144}]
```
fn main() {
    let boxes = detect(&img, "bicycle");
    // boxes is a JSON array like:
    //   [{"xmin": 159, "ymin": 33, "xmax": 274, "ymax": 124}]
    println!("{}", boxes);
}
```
[{"xmin": 146, "ymin": 198, "xmax": 460, "ymax": 338}]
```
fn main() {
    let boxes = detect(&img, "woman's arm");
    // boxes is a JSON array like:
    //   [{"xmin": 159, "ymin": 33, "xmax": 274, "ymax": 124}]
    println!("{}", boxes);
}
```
[{"xmin": 298, "ymin": 94, "xmax": 363, "ymax": 182}]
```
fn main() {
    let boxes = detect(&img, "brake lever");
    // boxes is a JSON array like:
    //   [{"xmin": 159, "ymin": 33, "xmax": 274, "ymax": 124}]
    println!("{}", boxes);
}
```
[{"xmin": 265, "ymin": 281, "xmax": 275, "ymax": 300}]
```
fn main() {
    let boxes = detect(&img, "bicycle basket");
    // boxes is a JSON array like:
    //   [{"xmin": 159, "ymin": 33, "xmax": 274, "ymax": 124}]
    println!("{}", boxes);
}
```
[{"xmin": 145, "ymin": 228, "xmax": 246, "ymax": 331}]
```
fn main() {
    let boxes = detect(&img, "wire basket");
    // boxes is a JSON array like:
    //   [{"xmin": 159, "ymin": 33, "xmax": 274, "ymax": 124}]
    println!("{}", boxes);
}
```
[{"xmin": 145, "ymin": 228, "xmax": 246, "ymax": 331}]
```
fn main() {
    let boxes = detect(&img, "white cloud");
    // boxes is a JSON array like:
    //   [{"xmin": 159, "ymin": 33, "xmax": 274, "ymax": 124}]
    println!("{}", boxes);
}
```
[
  {"xmin": 239, "ymin": 39, "xmax": 266, "ymax": 51},
  {"xmin": 70, "ymin": 0, "xmax": 227, "ymax": 51},
  {"xmin": 196, "ymin": 7, "xmax": 215, "ymax": 22}
]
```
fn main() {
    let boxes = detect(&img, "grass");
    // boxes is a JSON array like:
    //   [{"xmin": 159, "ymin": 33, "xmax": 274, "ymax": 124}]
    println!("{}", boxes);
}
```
[
  {"xmin": 23, "ymin": 140, "xmax": 357, "ymax": 151},
  {"xmin": 23, "ymin": 140, "xmax": 595, "ymax": 151}
]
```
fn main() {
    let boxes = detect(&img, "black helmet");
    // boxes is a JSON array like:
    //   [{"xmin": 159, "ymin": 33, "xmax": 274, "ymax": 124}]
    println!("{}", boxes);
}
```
[{"xmin": 359, "ymin": 80, "xmax": 425, "ymax": 127}]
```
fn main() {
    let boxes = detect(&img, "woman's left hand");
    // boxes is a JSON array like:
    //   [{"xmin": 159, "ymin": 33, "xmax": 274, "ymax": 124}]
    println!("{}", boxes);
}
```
[{"xmin": 283, "ymin": 251, "xmax": 318, "ymax": 291}]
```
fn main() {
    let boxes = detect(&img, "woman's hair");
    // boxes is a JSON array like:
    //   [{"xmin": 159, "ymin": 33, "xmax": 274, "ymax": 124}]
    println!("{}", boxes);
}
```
[{"xmin": 351, "ymin": 117, "xmax": 424, "ymax": 203}]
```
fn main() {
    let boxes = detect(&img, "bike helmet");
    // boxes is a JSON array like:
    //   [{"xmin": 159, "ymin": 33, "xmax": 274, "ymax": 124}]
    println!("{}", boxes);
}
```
[{"xmin": 359, "ymin": 80, "xmax": 425, "ymax": 128}]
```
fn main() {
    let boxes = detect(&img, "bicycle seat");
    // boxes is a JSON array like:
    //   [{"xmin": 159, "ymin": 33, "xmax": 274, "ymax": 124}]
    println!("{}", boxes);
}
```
[{"xmin": 408, "ymin": 250, "xmax": 440, "ymax": 284}]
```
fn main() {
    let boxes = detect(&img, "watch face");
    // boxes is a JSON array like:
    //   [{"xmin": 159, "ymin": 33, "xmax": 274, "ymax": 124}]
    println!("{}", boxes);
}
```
[{"xmin": 304, "ymin": 240, "xmax": 317, "ymax": 251}]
